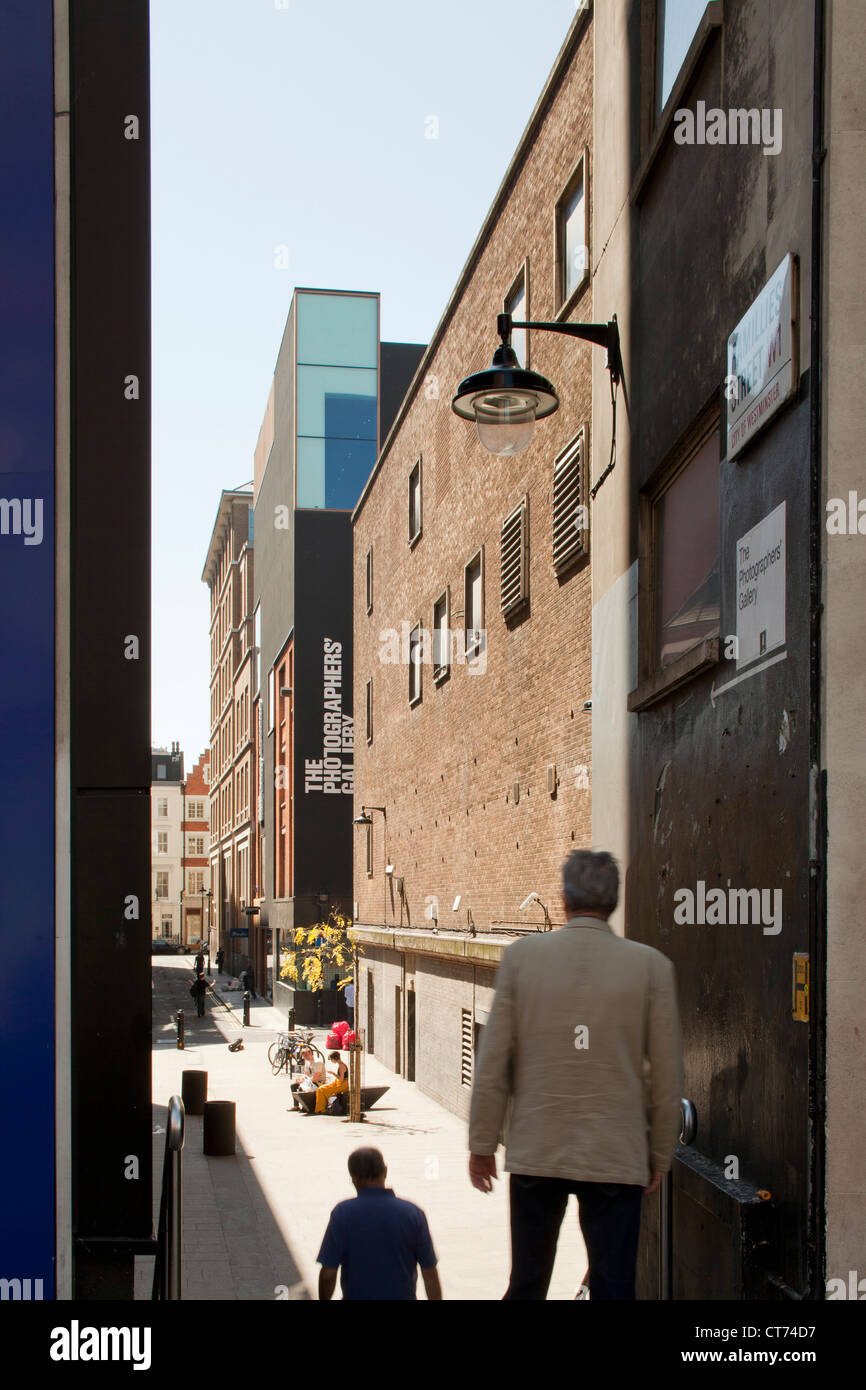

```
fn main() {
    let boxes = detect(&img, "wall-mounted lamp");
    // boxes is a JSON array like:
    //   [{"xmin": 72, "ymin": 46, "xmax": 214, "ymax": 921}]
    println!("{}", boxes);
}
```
[
  {"xmin": 353, "ymin": 805, "xmax": 386, "ymax": 827},
  {"xmin": 518, "ymin": 891, "xmax": 552, "ymax": 931},
  {"xmin": 452, "ymin": 311, "xmax": 621, "ymax": 459}
]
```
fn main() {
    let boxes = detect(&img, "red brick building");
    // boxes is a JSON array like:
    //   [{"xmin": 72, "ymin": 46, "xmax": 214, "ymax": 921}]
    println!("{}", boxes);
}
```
[
  {"xmin": 181, "ymin": 750, "xmax": 211, "ymax": 949},
  {"xmin": 351, "ymin": 10, "xmax": 594, "ymax": 1118}
]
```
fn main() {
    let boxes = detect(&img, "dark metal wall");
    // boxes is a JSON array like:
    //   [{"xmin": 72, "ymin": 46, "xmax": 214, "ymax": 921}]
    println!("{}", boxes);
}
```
[
  {"xmin": 627, "ymin": 0, "xmax": 817, "ymax": 1297},
  {"xmin": 69, "ymin": 0, "xmax": 152, "ymax": 1297}
]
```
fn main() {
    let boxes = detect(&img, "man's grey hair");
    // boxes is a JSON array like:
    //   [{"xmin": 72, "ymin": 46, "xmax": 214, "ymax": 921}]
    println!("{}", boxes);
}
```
[
  {"xmin": 348, "ymin": 1147, "xmax": 386, "ymax": 1184},
  {"xmin": 562, "ymin": 850, "xmax": 619, "ymax": 916}
]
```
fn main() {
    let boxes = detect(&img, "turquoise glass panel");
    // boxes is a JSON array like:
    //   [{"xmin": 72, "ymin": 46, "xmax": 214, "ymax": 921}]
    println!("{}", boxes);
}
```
[
  {"xmin": 297, "ymin": 365, "xmax": 377, "ymax": 439},
  {"xmin": 296, "ymin": 292, "xmax": 378, "ymax": 368}
]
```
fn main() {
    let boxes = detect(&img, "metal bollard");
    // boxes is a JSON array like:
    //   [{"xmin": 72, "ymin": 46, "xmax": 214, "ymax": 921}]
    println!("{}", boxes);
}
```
[
  {"xmin": 176, "ymin": 1009, "xmax": 184, "ymax": 1050},
  {"xmin": 288, "ymin": 1007, "xmax": 296, "ymax": 1031},
  {"xmin": 243, "ymin": 990, "xmax": 250, "ymax": 1027}
]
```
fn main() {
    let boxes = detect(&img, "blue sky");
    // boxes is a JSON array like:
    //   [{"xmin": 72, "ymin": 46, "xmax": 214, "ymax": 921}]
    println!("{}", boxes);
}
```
[{"xmin": 151, "ymin": 0, "xmax": 579, "ymax": 763}]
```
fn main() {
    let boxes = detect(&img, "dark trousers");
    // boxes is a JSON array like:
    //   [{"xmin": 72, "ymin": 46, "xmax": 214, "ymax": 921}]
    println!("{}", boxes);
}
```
[
  {"xmin": 196, "ymin": 997, "xmax": 205, "ymax": 1017},
  {"xmin": 504, "ymin": 1174, "xmax": 644, "ymax": 1300}
]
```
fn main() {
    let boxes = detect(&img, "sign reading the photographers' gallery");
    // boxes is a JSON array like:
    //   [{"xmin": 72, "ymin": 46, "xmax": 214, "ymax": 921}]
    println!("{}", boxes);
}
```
[
  {"xmin": 736, "ymin": 502, "xmax": 786, "ymax": 670},
  {"xmin": 726, "ymin": 254, "xmax": 798, "ymax": 461}
]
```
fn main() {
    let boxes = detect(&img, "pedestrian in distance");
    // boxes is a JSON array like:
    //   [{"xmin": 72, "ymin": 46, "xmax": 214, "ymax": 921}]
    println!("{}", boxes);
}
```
[
  {"xmin": 215, "ymin": 947, "xmax": 225, "ymax": 974},
  {"xmin": 317, "ymin": 1148, "xmax": 442, "ymax": 1301},
  {"xmin": 344, "ymin": 979, "xmax": 355, "ymax": 1028},
  {"xmin": 189, "ymin": 971, "xmax": 212, "ymax": 1019},
  {"xmin": 242, "ymin": 961, "xmax": 257, "ymax": 999},
  {"xmin": 194, "ymin": 949, "xmax": 205, "ymax": 975},
  {"xmin": 468, "ymin": 849, "xmax": 684, "ymax": 1301}
]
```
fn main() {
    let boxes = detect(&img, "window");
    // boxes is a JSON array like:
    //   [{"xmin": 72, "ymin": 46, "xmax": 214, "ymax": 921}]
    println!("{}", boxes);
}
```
[
  {"xmin": 157, "ymin": 765, "xmax": 166, "ymax": 780},
  {"xmin": 433, "ymin": 589, "xmax": 450, "ymax": 683},
  {"xmin": 651, "ymin": 424, "xmax": 720, "ymax": 671},
  {"xmin": 408, "ymin": 459, "xmax": 422, "ymax": 544},
  {"xmin": 505, "ymin": 265, "xmax": 528, "ymax": 368},
  {"xmin": 500, "ymin": 498, "xmax": 529, "ymax": 614},
  {"xmin": 365, "ymin": 822, "xmax": 373, "ymax": 877},
  {"xmin": 365, "ymin": 678, "xmax": 373, "ymax": 744},
  {"xmin": 268, "ymin": 667, "xmax": 275, "ymax": 734},
  {"xmin": 556, "ymin": 156, "xmax": 589, "ymax": 309},
  {"xmin": 156, "ymin": 872, "xmax": 169, "ymax": 900},
  {"xmin": 464, "ymin": 551, "xmax": 484, "ymax": 661},
  {"xmin": 188, "ymin": 799, "xmax": 204, "ymax": 821},
  {"xmin": 157, "ymin": 832, "xmax": 168, "ymax": 855},
  {"xmin": 188, "ymin": 870, "xmax": 205, "ymax": 894},
  {"xmin": 409, "ymin": 623, "xmax": 423, "ymax": 706},
  {"xmin": 188, "ymin": 836, "xmax": 205, "ymax": 856},
  {"xmin": 157, "ymin": 797, "xmax": 168, "ymax": 818},
  {"xmin": 552, "ymin": 430, "xmax": 589, "ymax": 574},
  {"xmin": 161, "ymin": 916, "xmax": 173, "ymax": 938},
  {"xmin": 365, "ymin": 545, "xmax": 373, "ymax": 614},
  {"xmin": 656, "ymin": 0, "xmax": 708, "ymax": 114}
]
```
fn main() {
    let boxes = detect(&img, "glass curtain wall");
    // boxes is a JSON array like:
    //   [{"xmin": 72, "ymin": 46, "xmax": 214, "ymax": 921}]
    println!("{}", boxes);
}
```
[{"xmin": 296, "ymin": 291, "xmax": 379, "ymax": 509}]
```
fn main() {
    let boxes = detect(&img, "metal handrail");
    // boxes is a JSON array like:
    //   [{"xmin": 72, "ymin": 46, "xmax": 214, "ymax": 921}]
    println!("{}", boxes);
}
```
[
  {"xmin": 151, "ymin": 1095, "xmax": 185, "ymax": 1300},
  {"xmin": 659, "ymin": 1097, "xmax": 697, "ymax": 1300}
]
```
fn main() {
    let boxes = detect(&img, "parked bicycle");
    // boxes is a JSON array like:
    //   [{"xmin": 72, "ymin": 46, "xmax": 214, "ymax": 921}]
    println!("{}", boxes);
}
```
[{"xmin": 268, "ymin": 1029, "xmax": 322, "ymax": 1077}]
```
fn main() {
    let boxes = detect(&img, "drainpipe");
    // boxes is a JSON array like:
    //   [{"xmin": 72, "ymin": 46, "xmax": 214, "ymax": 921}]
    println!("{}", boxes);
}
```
[{"xmin": 806, "ymin": 0, "xmax": 827, "ymax": 1303}]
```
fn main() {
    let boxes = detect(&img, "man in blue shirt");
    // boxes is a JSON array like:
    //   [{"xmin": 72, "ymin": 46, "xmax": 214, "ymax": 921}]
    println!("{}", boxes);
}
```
[{"xmin": 317, "ymin": 1148, "xmax": 442, "ymax": 1300}]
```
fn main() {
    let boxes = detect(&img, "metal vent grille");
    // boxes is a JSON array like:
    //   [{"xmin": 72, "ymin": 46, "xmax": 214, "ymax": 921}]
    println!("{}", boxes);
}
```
[
  {"xmin": 500, "ymin": 499, "xmax": 528, "ymax": 613},
  {"xmin": 460, "ymin": 1009, "xmax": 473, "ymax": 1087},
  {"xmin": 552, "ymin": 432, "xmax": 586, "ymax": 573}
]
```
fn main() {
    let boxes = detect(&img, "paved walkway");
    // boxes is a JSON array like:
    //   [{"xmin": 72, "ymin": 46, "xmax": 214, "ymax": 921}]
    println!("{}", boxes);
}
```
[{"xmin": 135, "ymin": 960, "xmax": 586, "ymax": 1300}]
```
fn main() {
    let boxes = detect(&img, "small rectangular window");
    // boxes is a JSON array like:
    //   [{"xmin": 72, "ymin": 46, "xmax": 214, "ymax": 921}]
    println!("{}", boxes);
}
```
[
  {"xmin": 656, "ymin": 0, "xmax": 708, "ymax": 114},
  {"xmin": 157, "ymin": 797, "xmax": 168, "ymax": 818},
  {"xmin": 409, "ymin": 623, "xmax": 423, "ymax": 706},
  {"xmin": 365, "ymin": 678, "xmax": 373, "ymax": 744},
  {"xmin": 552, "ymin": 431, "xmax": 588, "ymax": 574},
  {"xmin": 500, "ymin": 498, "xmax": 529, "ymax": 614},
  {"xmin": 556, "ymin": 156, "xmax": 589, "ymax": 309},
  {"xmin": 156, "ymin": 872, "xmax": 169, "ymax": 900},
  {"xmin": 408, "ymin": 459, "xmax": 422, "ymax": 544},
  {"xmin": 652, "ymin": 425, "xmax": 720, "ymax": 671},
  {"xmin": 157, "ymin": 832, "xmax": 168, "ymax": 854},
  {"xmin": 365, "ymin": 545, "xmax": 373, "ymax": 614},
  {"xmin": 464, "ymin": 551, "xmax": 485, "ymax": 661},
  {"xmin": 433, "ymin": 589, "xmax": 450, "ymax": 683},
  {"xmin": 505, "ymin": 265, "xmax": 528, "ymax": 368}
]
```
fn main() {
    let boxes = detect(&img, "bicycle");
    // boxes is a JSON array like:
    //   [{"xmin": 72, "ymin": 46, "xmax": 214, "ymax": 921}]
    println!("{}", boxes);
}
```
[{"xmin": 268, "ymin": 1029, "xmax": 319, "ymax": 1076}]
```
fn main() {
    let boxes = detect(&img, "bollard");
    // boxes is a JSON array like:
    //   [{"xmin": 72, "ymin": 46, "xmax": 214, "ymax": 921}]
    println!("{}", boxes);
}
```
[
  {"xmin": 288, "ymin": 1007, "xmax": 296, "ymax": 1032},
  {"xmin": 203, "ymin": 1100, "xmax": 236, "ymax": 1156},
  {"xmin": 176, "ymin": 1009, "xmax": 184, "ymax": 1050},
  {"xmin": 243, "ymin": 990, "xmax": 250, "ymax": 1027},
  {"xmin": 181, "ymin": 1070, "xmax": 207, "ymax": 1116}
]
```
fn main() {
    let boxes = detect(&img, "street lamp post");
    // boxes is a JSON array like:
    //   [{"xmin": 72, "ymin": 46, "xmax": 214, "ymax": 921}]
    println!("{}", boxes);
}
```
[{"xmin": 452, "ymin": 311, "xmax": 621, "ymax": 457}]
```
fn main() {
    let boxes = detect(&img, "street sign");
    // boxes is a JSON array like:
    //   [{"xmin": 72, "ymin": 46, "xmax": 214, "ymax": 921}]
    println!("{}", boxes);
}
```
[
  {"xmin": 726, "ymin": 253, "xmax": 798, "ymax": 461},
  {"xmin": 230, "ymin": 927, "xmax": 250, "ymax": 938},
  {"xmin": 736, "ymin": 502, "xmax": 786, "ymax": 669}
]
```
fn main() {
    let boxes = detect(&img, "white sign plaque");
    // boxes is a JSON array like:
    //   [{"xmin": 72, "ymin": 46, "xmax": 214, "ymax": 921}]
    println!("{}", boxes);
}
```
[
  {"xmin": 727, "ymin": 254, "xmax": 798, "ymax": 460},
  {"xmin": 736, "ymin": 502, "xmax": 786, "ymax": 669}
]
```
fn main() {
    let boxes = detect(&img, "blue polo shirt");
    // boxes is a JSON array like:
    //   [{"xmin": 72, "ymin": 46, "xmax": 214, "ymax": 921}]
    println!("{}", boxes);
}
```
[{"xmin": 317, "ymin": 1187, "xmax": 437, "ymax": 1300}]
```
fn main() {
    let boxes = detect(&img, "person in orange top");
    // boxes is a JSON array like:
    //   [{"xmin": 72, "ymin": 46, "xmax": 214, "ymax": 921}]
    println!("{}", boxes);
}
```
[{"xmin": 314, "ymin": 1051, "xmax": 349, "ymax": 1114}]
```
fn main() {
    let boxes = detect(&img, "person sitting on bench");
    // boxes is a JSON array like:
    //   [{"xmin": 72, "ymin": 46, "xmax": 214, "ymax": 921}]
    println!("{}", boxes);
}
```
[
  {"xmin": 314, "ymin": 1052, "xmax": 349, "ymax": 1115},
  {"xmin": 290, "ymin": 1047, "xmax": 326, "ymax": 1109}
]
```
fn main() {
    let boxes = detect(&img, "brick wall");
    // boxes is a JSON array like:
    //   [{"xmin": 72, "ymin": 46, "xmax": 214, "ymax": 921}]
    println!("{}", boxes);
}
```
[{"xmin": 353, "ymin": 18, "xmax": 594, "ymax": 938}]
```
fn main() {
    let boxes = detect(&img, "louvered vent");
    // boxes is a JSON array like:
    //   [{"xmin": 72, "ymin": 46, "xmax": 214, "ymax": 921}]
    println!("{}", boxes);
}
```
[
  {"xmin": 461, "ymin": 1009, "xmax": 473, "ymax": 1087},
  {"xmin": 552, "ymin": 432, "xmax": 587, "ymax": 573},
  {"xmin": 500, "ymin": 499, "xmax": 528, "ymax": 613}
]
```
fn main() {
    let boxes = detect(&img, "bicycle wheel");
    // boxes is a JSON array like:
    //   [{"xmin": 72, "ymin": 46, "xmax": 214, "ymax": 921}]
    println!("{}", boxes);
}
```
[{"xmin": 269, "ymin": 1042, "xmax": 286, "ymax": 1074}]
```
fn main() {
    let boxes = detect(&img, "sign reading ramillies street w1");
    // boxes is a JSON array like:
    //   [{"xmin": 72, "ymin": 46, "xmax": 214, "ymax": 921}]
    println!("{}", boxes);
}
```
[{"xmin": 726, "ymin": 253, "xmax": 798, "ymax": 461}]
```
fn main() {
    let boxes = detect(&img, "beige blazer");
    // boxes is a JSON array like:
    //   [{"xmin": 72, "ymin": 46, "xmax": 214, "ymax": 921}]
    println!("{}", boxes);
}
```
[{"xmin": 469, "ymin": 916, "xmax": 684, "ymax": 1185}]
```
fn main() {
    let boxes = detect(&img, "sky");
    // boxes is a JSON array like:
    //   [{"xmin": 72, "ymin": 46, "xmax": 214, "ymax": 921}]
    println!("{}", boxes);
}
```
[{"xmin": 151, "ymin": 0, "xmax": 581, "ymax": 764}]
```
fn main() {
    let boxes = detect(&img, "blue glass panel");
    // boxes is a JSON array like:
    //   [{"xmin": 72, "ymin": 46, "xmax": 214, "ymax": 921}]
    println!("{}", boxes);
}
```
[
  {"xmin": 297, "ymin": 365, "xmax": 377, "ymax": 438},
  {"xmin": 297, "ymin": 292, "xmax": 378, "ymax": 368},
  {"xmin": 297, "ymin": 436, "xmax": 377, "ymax": 510}
]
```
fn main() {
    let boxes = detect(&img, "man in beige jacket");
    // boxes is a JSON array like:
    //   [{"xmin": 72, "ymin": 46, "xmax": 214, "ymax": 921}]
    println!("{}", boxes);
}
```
[{"xmin": 469, "ymin": 849, "xmax": 683, "ymax": 1299}]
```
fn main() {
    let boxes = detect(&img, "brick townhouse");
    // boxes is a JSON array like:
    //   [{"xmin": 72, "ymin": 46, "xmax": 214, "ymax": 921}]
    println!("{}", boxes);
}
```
[
  {"xmin": 351, "ymin": 9, "xmax": 595, "ymax": 1119},
  {"xmin": 181, "ymin": 750, "xmax": 211, "ymax": 949}
]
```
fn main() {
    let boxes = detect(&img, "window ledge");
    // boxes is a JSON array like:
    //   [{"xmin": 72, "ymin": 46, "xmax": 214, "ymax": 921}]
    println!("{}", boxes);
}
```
[
  {"xmin": 630, "ymin": 1, "xmax": 723, "ymax": 207},
  {"xmin": 628, "ymin": 637, "xmax": 719, "ymax": 712},
  {"xmin": 408, "ymin": 529, "xmax": 422, "ymax": 550}
]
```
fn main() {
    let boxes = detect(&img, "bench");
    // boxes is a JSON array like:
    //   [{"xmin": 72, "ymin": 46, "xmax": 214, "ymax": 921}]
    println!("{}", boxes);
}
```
[{"xmin": 297, "ymin": 1085, "xmax": 389, "ymax": 1115}]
